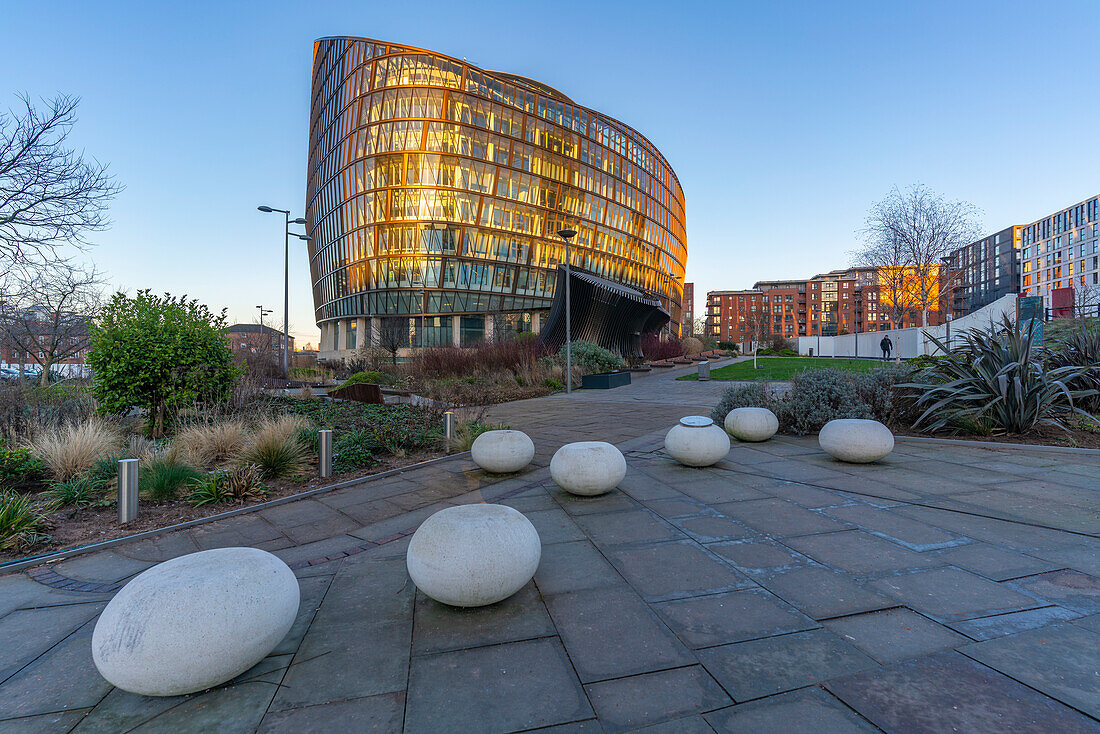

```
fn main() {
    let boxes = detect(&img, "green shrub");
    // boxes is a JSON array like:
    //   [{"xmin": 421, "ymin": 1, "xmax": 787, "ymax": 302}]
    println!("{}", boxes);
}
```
[
  {"xmin": 242, "ymin": 426, "xmax": 309, "ymax": 479},
  {"xmin": 542, "ymin": 378, "xmax": 564, "ymax": 391},
  {"xmin": 902, "ymin": 316, "xmax": 1097, "ymax": 435},
  {"xmin": 49, "ymin": 475, "xmax": 102, "ymax": 507},
  {"xmin": 0, "ymin": 491, "xmax": 51, "ymax": 551},
  {"xmin": 849, "ymin": 367, "xmax": 918, "ymax": 429},
  {"xmin": 187, "ymin": 473, "xmax": 232, "ymax": 507},
  {"xmin": 562, "ymin": 341, "xmax": 623, "ymax": 374},
  {"xmin": 88, "ymin": 454, "xmax": 121, "ymax": 485},
  {"xmin": 141, "ymin": 455, "xmax": 203, "ymax": 503},
  {"xmin": 340, "ymin": 371, "xmax": 392, "ymax": 389},
  {"xmin": 905, "ymin": 354, "xmax": 946, "ymax": 370},
  {"xmin": 87, "ymin": 290, "xmax": 241, "ymax": 438},
  {"xmin": 710, "ymin": 367, "xmax": 913, "ymax": 435},
  {"xmin": 1043, "ymin": 323, "xmax": 1100, "ymax": 412},
  {"xmin": 452, "ymin": 421, "xmax": 509, "ymax": 452},
  {"xmin": 778, "ymin": 369, "xmax": 873, "ymax": 434},
  {"xmin": 0, "ymin": 439, "xmax": 43, "ymax": 487},
  {"xmin": 710, "ymin": 383, "xmax": 775, "ymax": 424},
  {"xmin": 333, "ymin": 429, "xmax": 381, "ymax": 472},
  {"xmin": 223, "ymin": 463, "xmax": 267, "ymax": 502}
]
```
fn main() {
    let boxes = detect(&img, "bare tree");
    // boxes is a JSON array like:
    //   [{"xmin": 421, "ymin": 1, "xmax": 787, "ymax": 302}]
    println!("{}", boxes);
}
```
[
  {"xmin": 859, "ymin": 184, "xmax": 981, "ymax": 326},
  {"xmin": 1072, "ymin": 283, "xmax": 1100, "ymax": 321},
  {"xmin": 0, "ymin": 94, "xmax": 120, "ymax": 267},
  {"xmin": 376, "ymin": 316, "xmax": 408, "ymax": 366},
  {"xmin": 0, "ymin": 262, "xmax": 104, "ymax": 384}
]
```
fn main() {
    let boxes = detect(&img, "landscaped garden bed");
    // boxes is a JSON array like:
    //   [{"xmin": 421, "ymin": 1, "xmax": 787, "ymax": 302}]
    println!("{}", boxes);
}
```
[
  {"xmin": 708, "ymin": 317, "xmax": 1100, "ymax": 449},
  {"xmin": 0, "ymin": 385, "xmax": 481, "ymax": 564}
]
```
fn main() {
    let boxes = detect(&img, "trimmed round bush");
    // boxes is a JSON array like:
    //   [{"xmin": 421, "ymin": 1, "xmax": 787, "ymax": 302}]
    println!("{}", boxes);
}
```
[{"xmin": 407, "ymin": 504, "xmax": 541, "ymax": 607}]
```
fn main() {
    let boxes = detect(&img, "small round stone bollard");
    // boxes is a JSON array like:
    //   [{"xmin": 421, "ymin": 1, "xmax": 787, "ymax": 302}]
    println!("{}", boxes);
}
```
[
  {"xmin": 665, "ymin": 416, "xmax": 731, "ymax": 467},
  {"xmin": 92, "ymin": 547, "xmax": 300, "ymax": 697},
  {"xmin": 550, "ymin": 441, "xmax": 627, "ymax": 496},
  {"xmin": 470, "ymin": 429, "xmax": 535, "ymax": 473},
  {"xmin": 724, "ymin": 407, "xmax": 779, "ymax": 442},
  {"xmin": 818, "ymin": 418, "xmax": 894, "ymax": 463},
  {"xmin": 407, "ymin": 504, "xmax": 541, "ymax": 607}
]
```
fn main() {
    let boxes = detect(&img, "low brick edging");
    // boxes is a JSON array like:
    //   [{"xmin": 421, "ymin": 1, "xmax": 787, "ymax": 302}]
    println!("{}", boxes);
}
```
[{"xmin": 0, "ymin": 450, "xmax": 474, "ymax": 576}]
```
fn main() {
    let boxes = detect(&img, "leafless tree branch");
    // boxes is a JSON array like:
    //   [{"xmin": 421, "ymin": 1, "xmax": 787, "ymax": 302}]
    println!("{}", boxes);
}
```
[
  {"xmin": 0, "ymin": 261, "xmax": 106, "ymax": 384},
  {"xmin": 0, "ymin": 94, "xmax": 121, "ymax": 267},
  {"xmin": 854, "ymin": 184, "xmax": 982, "ymax": 326}
]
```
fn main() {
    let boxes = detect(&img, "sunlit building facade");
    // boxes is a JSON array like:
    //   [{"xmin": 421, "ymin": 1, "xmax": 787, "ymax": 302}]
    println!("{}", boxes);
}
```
[{"xmin": 306, "ymin": 37, "xmax": 687, "ymax": 360}]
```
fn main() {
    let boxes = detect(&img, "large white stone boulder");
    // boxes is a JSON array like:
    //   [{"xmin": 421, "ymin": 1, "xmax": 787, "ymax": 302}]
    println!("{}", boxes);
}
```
[
  {"xmin": 724, "ymin": 407, "xmax": 779, "ymax": 442},
  {"xmin": 550, "ymin": 441, "xmax": 627, "ymax": 496},
  {"xmin": 665, "ymin": 416, "xmax": 731, "ymax": 467},
  {"xmin": 92, "ymin": 547, "xmax": 299, "ymax": 697},
  {"xmin": 407, "ymin": 504, "xmax": 541, "ymax": 607},
  {"xmin": 470, "ymin": 429, "xmax": 535, "ymax": 473},
  {"xmin": 818, "ymin": 418, "xmax": 894, "ymax": 463}
]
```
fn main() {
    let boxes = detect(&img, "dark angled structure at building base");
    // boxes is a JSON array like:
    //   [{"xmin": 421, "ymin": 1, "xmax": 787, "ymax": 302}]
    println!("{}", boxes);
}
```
[{"xmin": 539, "ymin": 267, "xmax": 670, "ymax": 357}]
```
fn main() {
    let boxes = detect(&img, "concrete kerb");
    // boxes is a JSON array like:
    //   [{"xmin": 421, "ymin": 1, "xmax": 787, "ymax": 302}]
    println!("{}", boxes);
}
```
[
  {"xmin": 894, "ymin": 435, "xmax": 1100, "ymax": 457},
  {"xmin": 0, "ymin": 450, "xmax": 474, "ymax": 575}
]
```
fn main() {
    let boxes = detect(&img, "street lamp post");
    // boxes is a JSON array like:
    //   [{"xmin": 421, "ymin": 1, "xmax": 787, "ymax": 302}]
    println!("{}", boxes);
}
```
[
  {"xmin": 557, "ymin": 228, "xmax": 577, "ymax": 393},
  {"xmin": 412, "ymin": 280, "xmax": 426, "ymax": 356},
  {"xmin": 663, "ymin": 273, "xmax": 682, "ymax": 339},
  {"xmin": 256, "ymin": 305, "xmax": 273, "ymax": 355},
  {"xmin": 258, "ymin": 206, "xmax": 309, "ymax": 377}
]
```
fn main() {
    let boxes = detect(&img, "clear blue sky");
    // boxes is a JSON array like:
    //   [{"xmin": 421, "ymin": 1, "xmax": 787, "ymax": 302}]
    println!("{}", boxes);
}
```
[{"xmin": 4, "ymin": 0, "xmax": 1098, "ymax": 343}]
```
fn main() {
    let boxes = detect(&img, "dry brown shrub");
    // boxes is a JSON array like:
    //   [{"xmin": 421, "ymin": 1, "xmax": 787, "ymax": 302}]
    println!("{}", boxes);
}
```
[{"xmin": 24, "ymin": 418, "xmax": 123, "ymax": 480}]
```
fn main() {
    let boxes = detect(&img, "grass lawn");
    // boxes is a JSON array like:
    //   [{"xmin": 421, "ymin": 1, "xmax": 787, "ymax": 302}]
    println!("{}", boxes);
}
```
[{"xmin": 678, "ymin": 357, "xmax": 892, "ymax": 381}]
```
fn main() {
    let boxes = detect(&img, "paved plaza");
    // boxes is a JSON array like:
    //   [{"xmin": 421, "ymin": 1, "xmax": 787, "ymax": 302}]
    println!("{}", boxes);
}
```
[{"xmin": 1, "ymin": 363, "xmax": 1098, "ymax": 733}]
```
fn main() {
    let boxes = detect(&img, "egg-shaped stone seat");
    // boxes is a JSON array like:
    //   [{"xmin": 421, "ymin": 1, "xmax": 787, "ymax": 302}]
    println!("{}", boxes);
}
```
[
  {"xmin": 406, "ymin": 504, "xmax": 541, "ymax": 607},
  {"xmin": 92, "ymin": 547, "xmax": 299, "ymax": 697}
]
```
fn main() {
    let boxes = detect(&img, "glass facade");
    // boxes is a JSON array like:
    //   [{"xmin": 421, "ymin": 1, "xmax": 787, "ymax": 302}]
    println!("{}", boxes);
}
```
[{"xmin": 306, "ymin": 37, "xmax": 687, "ymax": 358}]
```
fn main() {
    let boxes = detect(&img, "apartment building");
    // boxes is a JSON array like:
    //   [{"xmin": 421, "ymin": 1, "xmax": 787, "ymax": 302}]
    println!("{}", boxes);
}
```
[
  {"xmin": 707, "ymin": 267, "xmax": 946, "ymax": 344},
  {"xmin": 1019, "ymin": 195, "xmax": 1100, "ymax": 305},
  {"xmin": 682, "ymin": 282, "xmax": 694, "ymax": 336},
  {"xmin": 942, "ymin": 226, "xmax": 1021, "ymax": 314}
]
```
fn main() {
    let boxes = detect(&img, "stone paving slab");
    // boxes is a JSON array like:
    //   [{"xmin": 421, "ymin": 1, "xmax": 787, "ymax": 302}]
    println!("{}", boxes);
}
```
[
  {"xmin": 826, "ymin": 651, "xmax": 1099, "ymax": 734},
  {"xmin": 959, "ymin": 622, "xmax": 1100, "ymax": 718},
  {"xmin": 1, "ymin": 366, "xmax": 1098, "ymax": 731},
  {"xmin": 704, "ymin": 686, "xmax": 880, "ymax": 733},
  {"xmin": 652, "ymin": 588, "xmax": 818, "ymax": 648},
  {"xmin": 696, "ymin": 628, "xmax": 878, "ymax": 701},
  {"xmin": 583, "ymin": 665, "xmax": 731, "ymax": 732},
  {"xmin": 404, "ymin": 637, "xmax": 593, "ymax": 733}
]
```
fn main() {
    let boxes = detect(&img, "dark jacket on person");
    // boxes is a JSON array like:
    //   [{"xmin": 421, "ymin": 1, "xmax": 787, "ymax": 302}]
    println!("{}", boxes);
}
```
[{"xmin": 880, "ymin": 336, "xmax": 893, "ymax": 352}]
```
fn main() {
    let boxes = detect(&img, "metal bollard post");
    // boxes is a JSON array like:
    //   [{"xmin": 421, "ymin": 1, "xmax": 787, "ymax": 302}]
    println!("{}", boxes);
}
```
[
  {"xmin": 444, "ymin": 411, "xmax": 456, "ymax": 454},
  {"xmin": 698, "ymin": 360, "xmax": 711, "ymax": 381},
  {"xmin": 118, "ymin": 459, "xmax": 138, "ymax": 524},
  {"xmin": 318, "ymin": 430, "xmax": 333, "ymax": 478}
]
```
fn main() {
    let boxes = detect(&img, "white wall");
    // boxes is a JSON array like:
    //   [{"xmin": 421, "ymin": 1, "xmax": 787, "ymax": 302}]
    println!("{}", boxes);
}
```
[{"xmin": 797, "ymin": 294, "xmax": 1017, "ymax": 359}]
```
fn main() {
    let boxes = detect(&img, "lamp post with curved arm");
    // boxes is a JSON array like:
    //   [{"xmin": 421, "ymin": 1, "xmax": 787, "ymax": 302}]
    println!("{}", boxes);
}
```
[
  {"xmin": 557, "ymin": 228, "xmax": 577, "ymax": 393},
  {"xmin": 258, "ymin": 206, "xmax": 309, "ymax": 377}
]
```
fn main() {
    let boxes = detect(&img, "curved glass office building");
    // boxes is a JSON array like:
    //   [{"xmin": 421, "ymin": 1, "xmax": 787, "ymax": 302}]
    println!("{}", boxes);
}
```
[{"xmin": 307, "ymin": 37, "xmax": 686, "ymax": 359}]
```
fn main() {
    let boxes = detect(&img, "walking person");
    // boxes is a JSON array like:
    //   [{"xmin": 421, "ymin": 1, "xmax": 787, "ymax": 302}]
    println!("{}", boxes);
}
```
[{"xmin": 880, "ymin": 334, "xmax": 893, "ymax": 362}]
